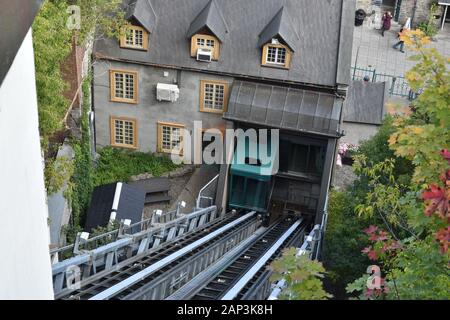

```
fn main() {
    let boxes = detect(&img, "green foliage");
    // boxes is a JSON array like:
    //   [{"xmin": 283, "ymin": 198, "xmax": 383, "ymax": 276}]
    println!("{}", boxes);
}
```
[
  {"xmin": 33, "ymin": 0, "xmax": 72, "ymax": 141},
  {"xmin": 388, "ymin": 237, "xmax": 449, "ymax": 300},
  {"xmin": 345, "ymin": 32, "xmax": 450, "ymax": 300},
  {"xmin": 75, "ymin": 0, "xmax": 126, "ymax": 45},
  {"xmin": 33, "ymin": 0, "xmax": 126, "ymax": 145},
  {"xmin": 269, "ymin": 248, "xmax": 332, "ymax": 300},
  {"xmin": 70, "ymin": 77, "xmax": 94, "ymax": 228},
  {"xmin": 356, "ymin": 116, "xmax": 413, "ymax": 182},
  {"xmin": 417, "ymin": 4, "xmax": 440, "ymax": 38},
  {"xmin": 93, "ymin": 147, "xmax": 179, "ymax": 186},
  {"xmin": 392, "ymin": 30, "xmax": 450, "ymax": 185},
  {"xmin": 322, "ymin": 191, "xmax": 371, "ymax": 290},
  {"xmin": 44, "ymin": 155, "xmax": 75, "ymax": 196}
]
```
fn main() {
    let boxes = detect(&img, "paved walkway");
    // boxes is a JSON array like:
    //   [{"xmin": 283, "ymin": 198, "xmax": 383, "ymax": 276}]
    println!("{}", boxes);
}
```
[{"xmin": 352, "ymin": 22, "xmax": 450, "ymax": 78}]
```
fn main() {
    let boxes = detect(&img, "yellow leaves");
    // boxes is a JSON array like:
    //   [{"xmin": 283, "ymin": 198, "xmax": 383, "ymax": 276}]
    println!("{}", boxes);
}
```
[
  {"xmin": 388, "ymin": 134, "xmax": 398, "ymax": 147},
  {"xmin": 402, "ymin": 29, "xmax": 431, "ymax": 50},
  {"xmin": 411, "ymin": 127, "xmax": 424, "ymax": 135},
  {"xmin": 406, "ymin": 72, "xmax": 421, "ymax": 82}
]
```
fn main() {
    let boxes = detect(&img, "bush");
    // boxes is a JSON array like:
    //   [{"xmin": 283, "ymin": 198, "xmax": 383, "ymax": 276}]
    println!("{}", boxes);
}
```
[
  {"xmin": 322, "ymin": 191, "xmax": 373, "ymax": 297},
  {"xmin": 93, "ymin": 147, "xmax": 179, "ymax": 186},
  {"xmin": 356, "ymin": 116, "xmax": 413, "ymax": 183}
]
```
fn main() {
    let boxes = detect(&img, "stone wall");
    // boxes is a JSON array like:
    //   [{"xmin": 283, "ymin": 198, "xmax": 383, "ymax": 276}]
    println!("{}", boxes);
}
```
[{"xmin": 398, "ymin": 0, "xmax": 436, "ymax": 26}]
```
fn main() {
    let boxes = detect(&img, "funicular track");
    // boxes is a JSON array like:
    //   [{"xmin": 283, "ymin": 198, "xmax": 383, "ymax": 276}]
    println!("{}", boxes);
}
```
[
  {"xmin": 188, "ymin": 216, "xmax": 307, "ymax": 300},
  {"xmin": 63, "ymin": 211, "xmax": 259, "ymax": 300}
]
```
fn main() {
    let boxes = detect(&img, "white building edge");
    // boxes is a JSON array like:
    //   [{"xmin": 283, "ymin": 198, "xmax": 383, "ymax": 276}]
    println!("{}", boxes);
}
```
[{"xmin": 0, "ymin": 3, "xmax": 53, "ymax": 299}]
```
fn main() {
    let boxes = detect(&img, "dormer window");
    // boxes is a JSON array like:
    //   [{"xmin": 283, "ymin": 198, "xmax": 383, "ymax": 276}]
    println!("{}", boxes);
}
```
[
  {"xmin": 120, "ymin": 25, "xmax": 149, "ymax": 51},
  {"xmin": 191, "ymin": 34, "xmax": 220, "ymax": 61},
  {"xmin": 262, "ymin": 41, "xmax": 291, "ymax": 69}
]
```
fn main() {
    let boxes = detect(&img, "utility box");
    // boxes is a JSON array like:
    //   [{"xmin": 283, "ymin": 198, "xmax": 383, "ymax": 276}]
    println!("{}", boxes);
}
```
[{"xmin": 156, "ymin": 83, "xmax": 180, "ymax": 102}]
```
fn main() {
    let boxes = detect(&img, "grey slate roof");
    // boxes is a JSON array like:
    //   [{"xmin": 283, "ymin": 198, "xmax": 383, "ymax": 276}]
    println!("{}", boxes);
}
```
[
  {"xmin": 257, "ymin": 7, "xmax": 299, "ymax": 52},
  {"xmin": 125, "ymin": 0, "xmax": 157, "ymax": 33},
  {"xmin": 343, "ymin": 81, "xmax": 387, "ymax": 125},
  {"xmin": 186, "ymin": 0, "xmax": 228, "ymax": 42},
  {"xmin": 85, "ymin": 183, "xmax": 145, "ymax": 232},
  {"xmin": 0, "ymin": 0, "xmax": 43, "ymax": 87},
  {"xmin": 224, "ymin": 80, "xmax": 343, "ymax": 137},
  {"xmin": 95, "ymin": 0, "xmax": 355, "ymax": 88}
]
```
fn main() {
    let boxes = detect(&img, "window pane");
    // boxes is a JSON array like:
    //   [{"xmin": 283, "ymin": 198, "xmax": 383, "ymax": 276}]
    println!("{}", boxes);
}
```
[
  {"xmin": 115, "ymin": 73, "xmax": 124, "ymax": 98},
  {"xmin": 124, "ymin": 74, "xmax": 134, "ymax": 99},
  {"xmin": 277, "ymin": 47, "xmax": 286, "ymax": 64},
  {"xmin": 162, "ymin": 126, "xmax": 171, "ymax": 150},
  {"xmin": 135, "ymin": 30, "xmax": 143, "ymax": 47},
  {"xmin": 115, "ymin": 120, "xmax": 124, "ymax": 144},
  {"xmin": 204, "ymin": 83, "xmax": 215, "ymax": 109}
]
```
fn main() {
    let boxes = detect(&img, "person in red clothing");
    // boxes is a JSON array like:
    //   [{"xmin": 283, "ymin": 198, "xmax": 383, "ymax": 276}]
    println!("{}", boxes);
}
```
[{"xmin": 381, "ymin": 11, "xmax": 393, "ymax": 37}]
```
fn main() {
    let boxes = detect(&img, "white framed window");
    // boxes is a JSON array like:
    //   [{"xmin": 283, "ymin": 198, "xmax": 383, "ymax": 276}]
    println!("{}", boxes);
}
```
[{"xmin": 262, "ymin": 43, "xmax": 291, "ymax": 68}]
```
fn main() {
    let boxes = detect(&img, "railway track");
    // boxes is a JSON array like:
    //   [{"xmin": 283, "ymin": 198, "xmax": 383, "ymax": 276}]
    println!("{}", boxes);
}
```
[
  {"xmin": 62, "ymin": 211, "xmax": 258, "ymax": 300},
  {"xmin": 188, "ymin": 216, "xmax": 306, "ymax": 300}
]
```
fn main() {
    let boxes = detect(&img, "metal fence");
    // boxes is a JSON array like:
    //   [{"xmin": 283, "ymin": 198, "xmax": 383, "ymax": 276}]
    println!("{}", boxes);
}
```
[{"xmin": 351, "ymin": 66, "xmax": 414, "ymax": 99}]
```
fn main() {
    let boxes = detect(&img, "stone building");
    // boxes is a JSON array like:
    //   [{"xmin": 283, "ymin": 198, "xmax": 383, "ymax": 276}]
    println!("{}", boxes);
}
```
[{"xmin": 92, "ymin": 0, "xmax": 355, "ymax": 226}]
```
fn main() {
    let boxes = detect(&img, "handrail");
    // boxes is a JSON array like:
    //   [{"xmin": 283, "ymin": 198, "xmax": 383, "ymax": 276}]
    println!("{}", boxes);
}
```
[{"xmin": 196, "ymin": 174, "xmax": 219, "ymax": 209}]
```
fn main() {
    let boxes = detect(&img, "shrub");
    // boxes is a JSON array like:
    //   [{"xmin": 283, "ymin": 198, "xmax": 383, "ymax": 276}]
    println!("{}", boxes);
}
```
[
  {"xmin": 322, "ymin": 191, "xmax": 373, "ymax": 295},
  {"xmin": 93, "ymin": 147, "xmax": 179, "ymax": 186}
]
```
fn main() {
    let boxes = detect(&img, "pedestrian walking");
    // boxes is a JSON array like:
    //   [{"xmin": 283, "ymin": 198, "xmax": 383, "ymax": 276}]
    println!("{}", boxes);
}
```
[
  {"xmin": 393, "ymin": 27, "xmax": 406, "ymax": 53},
  {"xmin": 381, "ymin": 11, "xmax": 393, "ymax": 37}
]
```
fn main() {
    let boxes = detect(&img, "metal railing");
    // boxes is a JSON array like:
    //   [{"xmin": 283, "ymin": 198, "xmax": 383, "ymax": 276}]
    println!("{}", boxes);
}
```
[
  {"xmin": 351, "ymin": 66, "xmax": 415, "ymax": 99},
  {"xmin": 51, "ymin": 205, "xmax": 220, "ymax": 296},
  {"xmin": 196, "ymin": 174, "xmax": 219, "ymax": 209}
]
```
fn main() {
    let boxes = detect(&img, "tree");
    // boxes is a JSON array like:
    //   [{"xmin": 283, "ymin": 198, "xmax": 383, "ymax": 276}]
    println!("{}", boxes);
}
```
[
  {"xmin": 269, "ymin": 248, "xmax": 332, "ymax": 300},
  {"xmin": 346, "ymin": 30, "xmax": 449, "ymax": 300}
]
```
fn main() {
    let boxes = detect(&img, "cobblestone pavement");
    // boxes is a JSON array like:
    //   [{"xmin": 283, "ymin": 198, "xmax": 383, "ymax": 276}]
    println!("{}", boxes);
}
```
[{"xmin": 352, "ymin": 23, "xmax": 450, "ymax": 77}]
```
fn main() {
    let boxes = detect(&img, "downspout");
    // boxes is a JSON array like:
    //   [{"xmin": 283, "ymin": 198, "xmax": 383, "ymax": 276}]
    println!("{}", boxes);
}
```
[{"xmin": 411, "ymin": 0, "xmax": 418, "ymax": 27}]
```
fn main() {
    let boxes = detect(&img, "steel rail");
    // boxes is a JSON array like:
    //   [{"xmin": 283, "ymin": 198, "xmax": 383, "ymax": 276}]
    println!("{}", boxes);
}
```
[
  {"xmin": 221, "ymin": 220, "xmax": 302, "ymax": 300},
  {"xmin": 59, "ymin": 212, "xmax": 237, "ymax": 300},
  {"xmin": 89, "ymin": 211, "xmax": 257, "ymax": 300}
]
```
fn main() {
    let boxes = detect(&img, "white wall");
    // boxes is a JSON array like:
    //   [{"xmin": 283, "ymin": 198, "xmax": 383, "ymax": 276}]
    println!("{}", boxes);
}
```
[{"xmin": 0, "ymin": 29, "xmax": 54, "ymax": 299}]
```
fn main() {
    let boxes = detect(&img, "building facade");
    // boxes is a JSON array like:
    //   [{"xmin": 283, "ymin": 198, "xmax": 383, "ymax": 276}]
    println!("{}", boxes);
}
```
[
  {"xmin": 93, "ymin": 0, "xmax": 355, "ymax": 226},
  {"xmin": 0, "ymin": 0, "xmax": 54, "ymax": 299}
]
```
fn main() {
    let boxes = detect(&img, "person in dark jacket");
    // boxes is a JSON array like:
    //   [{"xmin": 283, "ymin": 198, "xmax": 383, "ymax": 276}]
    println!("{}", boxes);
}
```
[{"xmin": 381, "ymin": 11, "xmax": 393, "ymax": 37}]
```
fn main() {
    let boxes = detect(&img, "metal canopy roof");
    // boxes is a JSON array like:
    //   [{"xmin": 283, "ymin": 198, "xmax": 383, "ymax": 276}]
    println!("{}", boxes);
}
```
[
  {"xmin": 125, "ymin": 0, "xmax": 157, "ymax": 33},
  {"xmin": 186, "ymin": 0, "xmax": 228, "ymax": 42},
  {"xmin": 224, "ymin": 81, "xmax": 343, "ymax": 137},
  {"xmin": 257, "ymin": 6, "xmax": 299, "ymax": 52}
]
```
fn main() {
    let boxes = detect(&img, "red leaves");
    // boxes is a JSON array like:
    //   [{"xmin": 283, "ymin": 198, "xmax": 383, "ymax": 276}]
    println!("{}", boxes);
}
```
[
  {"xmin": 436, "ymin": 227, "xmax": 450, "ymax": 254},
  {"xmin": 362, "ymin": 226, "xmax": 401, "ymax": 261},
  {"xmin": 440, "ymin": 149, "xmax": 450, "ymax": 165},
  {"xmin": 422, "ymin": 184, "xmax": 448, "ymax": 219},
  {"xmin": 421, "ymin": 151, "xmax": 450, "ymax": 254}
]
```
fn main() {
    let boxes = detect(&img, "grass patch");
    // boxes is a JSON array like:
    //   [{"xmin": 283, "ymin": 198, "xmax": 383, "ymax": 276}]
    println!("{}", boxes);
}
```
[{"xmin": 93, "ymin": 146, "xmax": 179, "ymax": 186}]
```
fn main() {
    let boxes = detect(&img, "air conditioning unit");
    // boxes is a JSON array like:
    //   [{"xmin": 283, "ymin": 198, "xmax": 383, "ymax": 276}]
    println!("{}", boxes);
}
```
[
  {"xmin": 156, "ymin": 83, "xmax": 180, "ymax": 102},
  {"xmin": 197, "ymin": 48, "xmax": 212, "ymax": 62}
]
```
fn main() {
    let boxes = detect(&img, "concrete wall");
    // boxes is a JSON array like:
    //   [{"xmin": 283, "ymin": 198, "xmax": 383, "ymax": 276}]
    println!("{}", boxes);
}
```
[
  {"xmin": 93, "ymin": 60, "xmax": 230, "ymax": 154},
  {"xmin": 0, "ymin": 30, "xmax": 54, "ymax": 299},
  {"xmin": 341, "ymin": 121, "xmax": 380, "ymax": 145}
]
